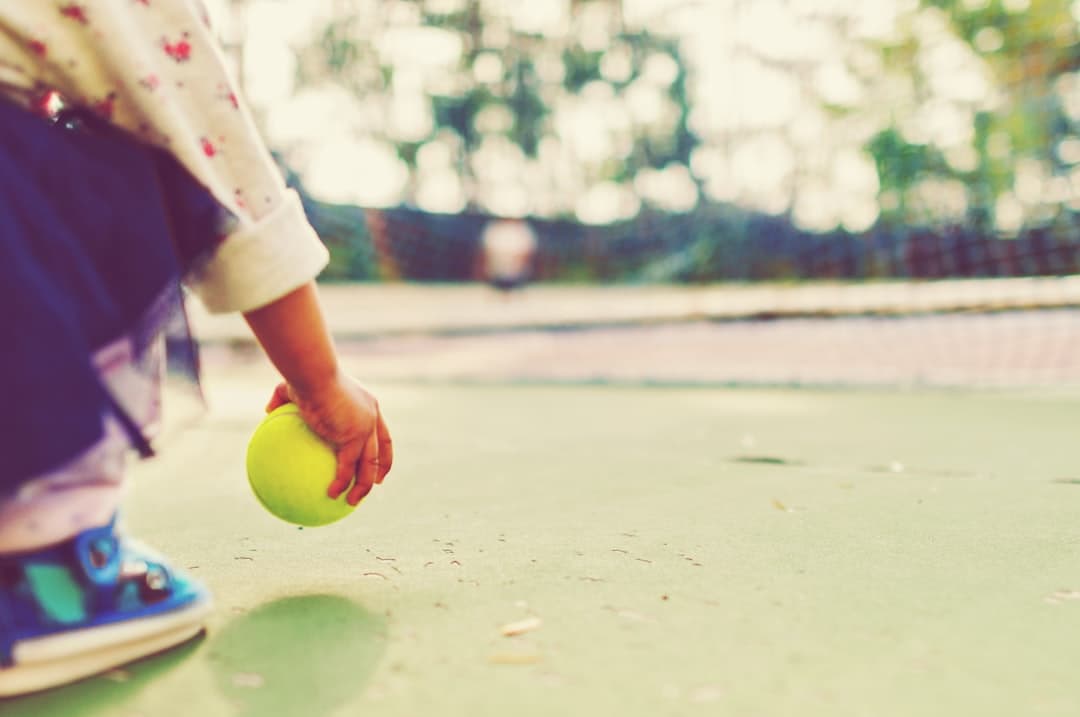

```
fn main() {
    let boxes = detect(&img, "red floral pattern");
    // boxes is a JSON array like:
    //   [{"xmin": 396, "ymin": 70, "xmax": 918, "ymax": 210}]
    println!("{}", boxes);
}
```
[
  {"xmin": 59, "ymin": 4, "xmax": 89, "ymax": 24},
  {"xmin": 162, "ymin": 33, "xmax": 191, "ymax": 62},
  {"xmin": 92, "ymin": 91, "xmax": 116, "ymax": 118},
  {"xmin": 0, "ymin": 0, "xmax": 315, "ymax": 274}
]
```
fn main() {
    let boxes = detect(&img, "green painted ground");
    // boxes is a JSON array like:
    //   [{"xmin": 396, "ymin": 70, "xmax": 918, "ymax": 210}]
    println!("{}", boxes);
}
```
[{"xmin": 7, "ymin": 379, "xmax": 1080, "ymax": 716}]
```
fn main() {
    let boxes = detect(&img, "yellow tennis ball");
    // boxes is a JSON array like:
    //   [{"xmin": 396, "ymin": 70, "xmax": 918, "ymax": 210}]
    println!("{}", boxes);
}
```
[{"xmin": 246, "ymin": 404, "xmax": 354, "ymax": 527}]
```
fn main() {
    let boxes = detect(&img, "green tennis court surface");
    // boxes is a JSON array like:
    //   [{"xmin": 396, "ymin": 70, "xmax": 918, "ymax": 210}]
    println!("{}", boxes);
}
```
[{"xmin": 9, "ymin": 371, "xmax": 1080, "ymax": 716}]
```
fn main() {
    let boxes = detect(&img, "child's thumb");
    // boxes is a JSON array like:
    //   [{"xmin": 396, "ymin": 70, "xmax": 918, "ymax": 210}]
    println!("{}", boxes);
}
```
[{"xmin": 265, "ymin": 382, "xmax": 295, "ymax": 412}]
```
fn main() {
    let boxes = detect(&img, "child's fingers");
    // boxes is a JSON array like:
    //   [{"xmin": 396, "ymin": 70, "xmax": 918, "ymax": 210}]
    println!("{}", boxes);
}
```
[
  {"xmin": 329, "ymin": 441, "xmax": 363, "ymax": 500},
  {"xmin": 265, "ymin": 382, "xmax": 293, "ymax": 413},
  {"xmin": 347, "ymin": 431, "xmax": 379, "ymax": 506},
  {"xmin": 376, "ymin": 412, "xmax": 393, "ymax": 484}
]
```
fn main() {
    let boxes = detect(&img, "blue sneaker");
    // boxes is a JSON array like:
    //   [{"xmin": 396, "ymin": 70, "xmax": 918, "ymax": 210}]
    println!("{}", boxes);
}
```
[{"xmin": 0, "ymin": 519, "xmax": 211, "ymax": 696}]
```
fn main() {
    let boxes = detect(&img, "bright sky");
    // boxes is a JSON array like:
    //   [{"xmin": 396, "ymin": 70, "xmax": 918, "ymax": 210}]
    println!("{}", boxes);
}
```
[{"xmin": 204, "ymin": 0, "xmax": 1040, "ymax": 231}]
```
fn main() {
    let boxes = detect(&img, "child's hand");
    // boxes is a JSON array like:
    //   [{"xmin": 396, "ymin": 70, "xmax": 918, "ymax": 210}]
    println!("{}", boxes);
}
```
[
  {"xmin": 246, "ymin": 285, "xmax": 393, "ymax": 504},
  {"xmin": 265, "ymin": 372, "xmax": 393, "ymax": 506}
]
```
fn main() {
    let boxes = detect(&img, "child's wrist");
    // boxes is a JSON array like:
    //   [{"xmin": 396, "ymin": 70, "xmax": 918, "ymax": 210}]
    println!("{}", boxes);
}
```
[{"xmin": 289, "ymin": 365, "xmax": 344, "ymax": 408}]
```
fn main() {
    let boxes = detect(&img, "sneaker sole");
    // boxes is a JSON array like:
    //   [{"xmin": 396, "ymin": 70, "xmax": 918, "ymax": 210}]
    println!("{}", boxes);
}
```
[{"xmin": 0, "ymin": 596, "xmax": 212, "ymax": 698}]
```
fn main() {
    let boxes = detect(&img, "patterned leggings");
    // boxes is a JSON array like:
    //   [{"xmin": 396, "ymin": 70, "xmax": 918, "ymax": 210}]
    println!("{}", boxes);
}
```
[{"xmin": 0, "ymin": 336, "xmax": 162, "ymax": 554}]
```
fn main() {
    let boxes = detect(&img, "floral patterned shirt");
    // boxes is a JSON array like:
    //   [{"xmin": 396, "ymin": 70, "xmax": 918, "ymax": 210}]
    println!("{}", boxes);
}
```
[{"xmin": 0, "ymin": 0, "xmax": 328, "ymax": 314}]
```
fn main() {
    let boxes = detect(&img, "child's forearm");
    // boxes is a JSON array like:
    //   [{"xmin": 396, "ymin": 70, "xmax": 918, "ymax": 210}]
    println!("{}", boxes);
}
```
[{"xmin": 242, "ymin": 283, "xmax": 340, "ymax": 400}]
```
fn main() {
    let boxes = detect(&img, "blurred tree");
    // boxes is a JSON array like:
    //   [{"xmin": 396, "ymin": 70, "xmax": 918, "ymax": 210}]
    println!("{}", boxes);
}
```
[
  {"xmin": 235, "ymin": 0, "xmax": 699, "ymax": 221},
  {"xmin": 865, "ymin": 0, "xmax": 1080, "ymax": 234},
  {"xmin": 217, "ymin": 0, "xmax": 1080, "ymax": 282}
]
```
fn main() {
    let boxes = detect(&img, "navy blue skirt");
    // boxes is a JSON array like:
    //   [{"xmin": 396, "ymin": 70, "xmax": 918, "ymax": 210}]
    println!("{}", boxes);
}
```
[{"xmin": 0, "ymin": 98, "xmax": 230, "ymax": 492}]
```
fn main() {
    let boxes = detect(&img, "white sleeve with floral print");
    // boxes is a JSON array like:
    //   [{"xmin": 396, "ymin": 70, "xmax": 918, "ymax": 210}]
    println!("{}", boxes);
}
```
[{"xmin": 0, "ymin": 0, "xmax": 329, "ymax": 314}]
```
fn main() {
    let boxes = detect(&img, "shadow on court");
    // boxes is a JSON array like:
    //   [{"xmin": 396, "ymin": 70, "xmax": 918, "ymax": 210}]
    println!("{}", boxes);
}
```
[{"xmin": 5, "ymin": 595, "xmax": 386, "ymax": 717}]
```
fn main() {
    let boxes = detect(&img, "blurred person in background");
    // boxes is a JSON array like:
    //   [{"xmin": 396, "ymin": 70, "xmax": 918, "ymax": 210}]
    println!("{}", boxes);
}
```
[{"xmin": 478, "ymin": 218, "xmax": 538, "ymax": 294}]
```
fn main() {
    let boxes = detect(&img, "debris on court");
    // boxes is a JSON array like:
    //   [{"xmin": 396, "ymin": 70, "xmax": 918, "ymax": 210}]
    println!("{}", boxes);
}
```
[
  {"xmin": 690, "ymin": 685, "xmax": 724, "ymax": 703},
  {"xmin": 1045, "ymin": 589, "xmax": 1080, "ymax": 605},
  {"xmin": 602, "ymin": 604, "xmax": 656, "ymax": 623},
  {"xmin": 736, "ymin": 456, "xmax": 798, "ymax": 466},
  {"xmin": 615, "ymin": 609, "xmax": 649, "ymax": 623},
  {"xmin": 231, "ymin": 672, "xmax": 265, "ymax": 689},
  {"xmin": 500, "ymin": 616, "xmax": 542, "ymax": 636},
  {"xmin": 489, "ymin": 652, "xmax": 542, "ymax": 665}
]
